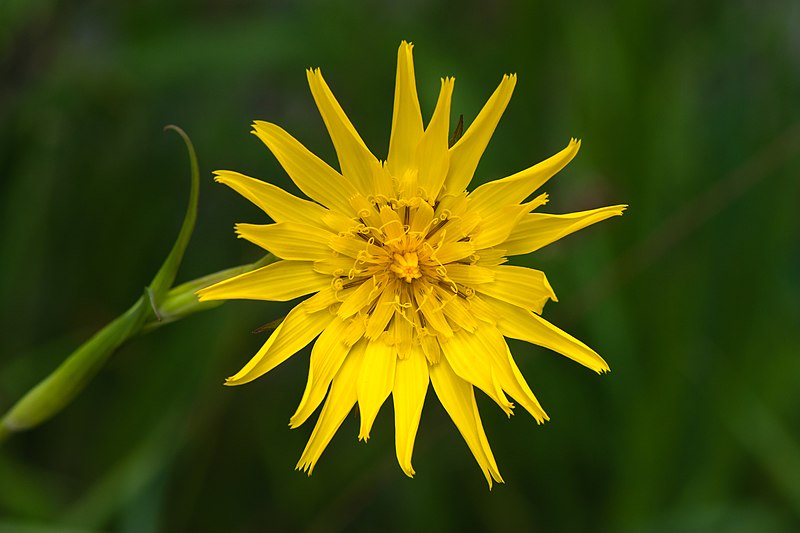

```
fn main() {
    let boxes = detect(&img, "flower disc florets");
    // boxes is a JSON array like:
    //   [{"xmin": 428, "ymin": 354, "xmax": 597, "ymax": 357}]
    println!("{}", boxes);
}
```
[{"xmin": 327, "ymin": 194, "xmax": 480, "ymax": 348}]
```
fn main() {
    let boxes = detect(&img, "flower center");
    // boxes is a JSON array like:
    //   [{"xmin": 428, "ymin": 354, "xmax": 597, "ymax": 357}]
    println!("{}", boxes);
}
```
[{"xmin": 390, "ymin": 251, "xmax": 422, "ymax": 283}]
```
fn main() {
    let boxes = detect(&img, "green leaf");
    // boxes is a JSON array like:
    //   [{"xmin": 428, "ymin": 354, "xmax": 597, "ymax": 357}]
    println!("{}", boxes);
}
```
[{"xmin": 147, "ymin": 125, "xmax": 200, "ymax": 307}]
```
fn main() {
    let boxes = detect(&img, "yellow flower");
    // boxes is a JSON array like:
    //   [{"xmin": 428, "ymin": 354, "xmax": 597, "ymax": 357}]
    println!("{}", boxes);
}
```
[{"xmin": 198, "ymin": 41, "xmax": 625, "ymax": 486}]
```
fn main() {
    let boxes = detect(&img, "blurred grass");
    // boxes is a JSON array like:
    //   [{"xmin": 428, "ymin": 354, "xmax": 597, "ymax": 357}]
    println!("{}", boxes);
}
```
[{"xmin": 2, "ymin": 0, "xmax": 800, "ymax": 531}]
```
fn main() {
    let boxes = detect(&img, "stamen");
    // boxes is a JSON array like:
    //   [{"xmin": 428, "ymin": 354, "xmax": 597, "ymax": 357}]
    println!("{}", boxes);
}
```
[
  {"xmin": 426, "ymin": 218, "xmax": 448, "ymax": 239},
  {"xmin": 438, "ymin": 280, "xmax": 469, "ymax": 299},
  {"xmin": 341, "ymin": 277, "xmax": 370, "ymax": 290}
]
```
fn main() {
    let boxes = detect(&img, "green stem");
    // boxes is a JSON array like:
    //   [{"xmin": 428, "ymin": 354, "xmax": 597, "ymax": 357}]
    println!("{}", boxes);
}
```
[
  {"xmin": 140, "ymin": 256, "xmax": 273, "ymax": 333},
  {"xmin": 0, "ymin": 255, "xmax": 275, "ymax": 440},
  {"xmin": 2, "ymin": 298, "xmax": 150, "ymax": 433}
]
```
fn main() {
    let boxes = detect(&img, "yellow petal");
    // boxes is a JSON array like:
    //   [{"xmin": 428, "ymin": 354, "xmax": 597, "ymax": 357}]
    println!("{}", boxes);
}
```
[
  {"xmin": 429, "ymin": 356, "xmax": 504, "ymax": 487},
  {"xmin": 440, "ymin": 328, "xmax": 513, "ymax": 416},
  {"xmin": 296, "ymin": 340, "xmax": 366, "ymax": 474},
  {"xmin": 337, "ymin": 278, "xmax": 382, "ymax": 319},
  {"xmin": 467, "ymin": 295, "xmax": 499, "ymax": 326},
  {"xmin": 442, "ymin": 263, "xmax": 495, "ymax": 286},
  {"xmin": 252, "ymin": 120, "xmax": 357, "ymax": 214},
  {"xmin": 197, "ymin": 260, "xmax": 329, "ymax": 303},
  {"xmin": 313, "ymin": 255, "xmax": 361, "ymax": 276},
  {"xmin": 486, "ymin": 296, "xmax": 610, "ymax": 373},
  {"xmin": 416, "ymin": 77, "xmax": 454, "ymax": 202},
  {"xmin": 391, "ymin": 305, "xmax": 413, "ymax": 360},
  {"xmin": 307, "ymin": 68, "xmax": 386, "ymax": 196},
  {"xmin": 365, "ymin": 280, "xmax": 397, "ymax": 339},
  {"xmin": 503, "ymin": 205, "xmax": 627, "ymax": 256},
  {"xmin": 372, "ymin": 162, "xmax": 395, "ymax": 199},
  {"xmin": 475, "ymin": 265, "xmax": 557, "ymax": 314},
  {"xmin": 329, "ymin": 234, "xmax": 383, "ymax": 259},
  {"xmin": 226, "ymin": 305, "xmax": 334, "ymax": 386},
  {"xmin": 392, "ymin": 343, "xmax": 429, "ymax": 477},
  {"xmin": 434, "ymin": 191, "xmax": 468, "ymax": 218},
  {"xmin": 469, "ymin": 203, "xmax": 529, "ymax": 250},
  {"xmin": 473, "ymin": 326, "xmax": 548, "ymax": 423},
  {"xmin": 395, "ymin": 167, "xmax": 419, "ymax": 200},
  {"xmin": 387, "ymin": 41, "xmax": 424, "ymax": 178},
  {"xmin": 342, "ymin": 315, "xmax": 367, "ymax": 346},
  {"xmin": 436, "ymin": 288, "xmax": 478, "ymax": 333},
  {"xmin": 419, "ymin": 332, "xmax": 441, "ymax": 364},
  {"xmin": 357, "ymin": 339, "xmax": 397, "ymax": 440},
  {"xmin": 342, "ymin": 316, "xmax": 367, "ymax": 346},
  {"xmin": 213, "ymin": 170, "xmax": 329, "ymax": 228},
  {"xmin": 349, "ymin": 194, "xmax": 383, "ymax": 228},
  {"xmin": 413, "ymin": 286, "xmax": 453, "ymax": 338},
  {"xmin": 321, "ymin": 211, "xmax": 356, "ymax": 234},
  {"xmin": 302, "ymin": 286, "xmax": 338, "ymax": 313},
  {"xmin": 235, "ymin": 222, "xmax": 331, "ymax": 261},
  {"xmin": 432, "ymin": 240, "xmax": 474, "ymax": 264},
  {"xmin": 443, "ymin": 74, "xmax": 516, "ymax": 196},
  {"xmin": 290, "ymin": 319, "xmax": 356, "ymax": 428},
  {"xmin": 379, "ymin": 205, "xmax": 405, "ymax": 241},
  {"xmin": 467, "ymin": 139, "xmax": 581, "ymax": 217},
  {"xmin": 474, "ymin": 247, "xmax": 509, "ymax": 267},
  {"xmin": 409, "ymin": 199, "xmax": 434, "ymax": 234}
]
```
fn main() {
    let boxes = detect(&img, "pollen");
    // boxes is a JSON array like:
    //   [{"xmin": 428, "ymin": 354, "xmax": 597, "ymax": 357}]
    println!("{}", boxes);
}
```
[{"xmin": 390, "ymin": 252, "xmax": 422, "ymax": 282}]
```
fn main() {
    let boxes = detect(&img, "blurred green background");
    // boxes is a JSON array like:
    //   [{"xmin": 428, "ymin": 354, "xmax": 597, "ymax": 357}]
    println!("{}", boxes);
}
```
[{"xmin": 2, "ymin": 0, "xmax": 799, "ymax": 531}]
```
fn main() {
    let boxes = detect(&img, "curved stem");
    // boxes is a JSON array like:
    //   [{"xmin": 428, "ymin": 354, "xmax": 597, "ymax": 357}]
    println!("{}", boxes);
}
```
[{"xmin": 0, "ymin": 254, "xmax": 276, "ymax": 442}]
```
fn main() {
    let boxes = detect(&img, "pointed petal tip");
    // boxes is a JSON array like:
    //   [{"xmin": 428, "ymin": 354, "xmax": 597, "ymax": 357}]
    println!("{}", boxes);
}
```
[
  {"xmin": 493, "ymin": 73, "xmax": 517, "ymax": 94},
  {"xmin": 593, "ymin": 358, "xmax": 611, "ymax": 374},
  {"xmin": 483, "ymin": 470, "xmax": 505, "ymax": 490},
  {"xmin": 304, "ymin": 68, "xmax": 317, "ymax": 86},
  {"xmin": 400, "ymin": 464, "xmax": 416, "ymax": 478},
  {"xmin": 295, "ymin": 454, "xmax": 316, "ymax": 474},
  {"xmin": 490, "ymin": 467, "xmax": 506, "ymax": 487},
  {"xmin": 598, "ymin": 204, "xmax": 628, "ymax": 219},
  {"xmin": 251, "ymin": 120, "xmax": 270, "ymax": 135},
  {"xmin": 295, "ymin": 460, "xmax": 314, "ymax": 476},
  {"xmin": 213, "ymin": 169, "xmax": 254, "ymax": 187}
]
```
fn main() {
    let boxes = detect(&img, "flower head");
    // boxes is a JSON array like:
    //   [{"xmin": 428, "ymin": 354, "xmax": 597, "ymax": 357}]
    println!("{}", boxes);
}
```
[{"xmin": 198, "ymin": 41, "xmax": 625, "ymax": 486}]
